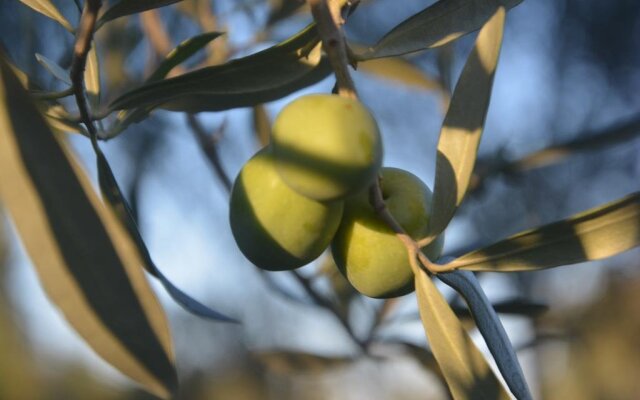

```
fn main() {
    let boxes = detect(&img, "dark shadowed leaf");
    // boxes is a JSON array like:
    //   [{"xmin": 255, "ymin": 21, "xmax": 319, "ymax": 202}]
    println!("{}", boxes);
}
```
[
  {"xmin": 18, "ymin": 0, "xmax": 73, "ymax": 32},
  {"xmin": 414, "ymin": 269, "xmax": 510, "ymax": 399},
  {"xmin": 35, "ymin": 53, "xmax": 71, "ymax": 85},
  {"xmin": 97, "ymin": 0, "xmax": 183, "ymax": 29},
  {"xmin": 95, "ymin": 145, "xmax": 238, "ymax": 322},
  {"xmin": 109, "ymin": 24, "xmax": 332, "ymax": 113},
  {"xmin": 252, "ymin": 350, "xmax": 352, "ymax": 374},
  {"xmin": 147, "ymin": 31, "xmax": 225, "ymax": 82},
  {"xmin": 438, "ymin": 270, "xmax": 532, "ymax": 400},
  {"xmin": 0, "ymin": 56, "xmax": 176, "ymax": 398},
  {"xmin": 454, "ymin": 297, "xmax": 549, "ymax": 319},
  {"xmin": 358, "ymin": 0, "xmax": 520, "ymax": 60},
  {"xmin": 447, "ymin": 192, "xmax": 640, "ymax": 272},
  {"xmin": 428, "ymin": 7, "xmax": 505, "ymax": 238},
  {"xmin": 108, "ymin": 31, "xmax": 225, "ymax": 137}
]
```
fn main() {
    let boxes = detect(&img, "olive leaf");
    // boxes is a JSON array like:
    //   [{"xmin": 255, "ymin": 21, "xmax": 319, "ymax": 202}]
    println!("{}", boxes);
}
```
[
  {"xmin": 252, "ymin": 350, "xmax": 352, "ymax": 374},
  {"xmin": 97, "ymin": 0, "xmax": 183, "ymax": 29},
  {"xmin": 0, "ymin": 56, "xmax": 176, "ymax": 399},
  {"xmin": 18, "ymin": 0, "xmax": 73, "ymax": 32},
  {"xmin": 446, "ymin": 192, "xmax": 640, "ymax": 272},
  {"xmin": 453, "ymin": 297, "xmax": 548, "ymax": 319},
  {"xmin": 357, "ymin": 0, "xmax": 521, "ymax": 60},
  {"xmin": 415, "ymin": 269, "xmax": 511, "ymax": 400},
  {"xmin": 85, "ymin": 44, "xmax": 101, "ymax": 110},
  {"xmin": 438, "ymin": 270, "xmax": 532, "ymax": 400},
  {"xmin": 35, "ymin": 53, "xmax": 71, "ymax": 85},
  {"xmin": 147, "ymin": 31, "xmax": 225, "ymax": 82},
  {"xmin": 357, "ymin": 57, "xmax": 444, "ymax": 92},
  {"xmin": 428, "ymin": 7, "xmax": 505, "ymax": 238},
  {"xmin": 109, "ymin": 24, "xmax": 331, "ymax": 113},
  {"xmin": 95, "ymin": 148, "xmax": 239, "ymax": 322},
  {"xmin": 108, "ymin": 31, "xmax": 224, "ymax": 137}
]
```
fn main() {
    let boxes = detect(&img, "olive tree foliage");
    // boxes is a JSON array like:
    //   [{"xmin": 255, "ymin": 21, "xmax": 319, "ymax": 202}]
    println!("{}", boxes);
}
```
[{"xmin": 0, "ymin": 0, "xmax": 639, "ymax": 399}]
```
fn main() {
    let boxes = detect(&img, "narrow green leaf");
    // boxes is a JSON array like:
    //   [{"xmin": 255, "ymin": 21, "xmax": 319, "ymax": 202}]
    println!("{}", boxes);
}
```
[
  {"xmin": 0, "ymin": 56, "xmax": 176, "ymax": 399},
  {"xmin": 428, "ymin": 7, "xmax": 505, "ymax": 237},
  {"xmin": 85, "ymin": 44, "xmax": 101, "ymax": 110},
  {"xmin": 252, "ymin": 350, "xmax": 351, "ymax": 374},
  {"xmin": 95, "ymin": 148, "xmax": 238, "ymax": 322},
  {"xmin": 35, "ymin": 53, "xmax": 71, "ymax": 85},
  {"xmin": 358, "ymin": 0, "xmax": 520, "ymax": 60},
  {"xmin": 439, "ymin": 270, "xmax": 532, "ymax": 400},
  {"xmin": 148, "ymin": 31, "xmax": 225, "ymax": 82},
  {"xmin": 97, "ymin": 0, "xmax": 183, "ymax": 29},
  {"xmin": 18, "ymin": 0, "xmax": 74, "ymax": 32},
  {"xmin": 447, "ymin": 192, "xmax": 640, "ymax": 272},
  {"xmin": 415, "ymin": 269, "xmax": 511, "ymax": 400},
  {"xmin": 109, "ymin": 24, "xmax": 332, "ymax": 113},
  {"xmin": 415, "ymin": 270, "xmax": 510, "ymax": 399}
]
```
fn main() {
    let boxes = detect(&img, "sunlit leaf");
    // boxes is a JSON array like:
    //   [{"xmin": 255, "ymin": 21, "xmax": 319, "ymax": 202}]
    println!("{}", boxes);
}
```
[
  {"xmin": 415, "ymin": 269, "xmax": 511, "ymax": 400},
  {"xmin": 358, "ymin": 0, "xmax": 520, "ymax": 60},
  {"xmin": 0, "ymin": 56, "xmax": 176, "ymax": 399},
  {"xmin": 428, "ymin": 7, "xmax": 505, "ymax": 237},
  {"xmin": 357, "ymin": 57, "xmax": 444, "ymax": 92},
  {"xmin": 109, "ymin": 24, "xmax": 332, "ymax": 113},
  {"xmin": 438, "ymin": 270, "xmax": 532, "ymax": 400},
  {"xmin": 95, "ymin": 149, "xmax": 238, "ymax": 322},
  {"xmin": 35, "ymin": 53, "xmax": 71, "ymax": 85},
  {"xmin": 97, "ymin": 0, "xmax": 183, "ymax": 29},
  {"xmin": 252, "ymin": 350, "xmax": 351, "ymax": 374},
  {"xmin": 18, "ymin": 0, "xmax": 73, "ymax": 32},
  {"xmin": 447, "ymin": 192, "xmax": 640, "ymax": 272},
  {"xmin": 85, "ymin": 44, "xmax": 101, "ymax": 110}
]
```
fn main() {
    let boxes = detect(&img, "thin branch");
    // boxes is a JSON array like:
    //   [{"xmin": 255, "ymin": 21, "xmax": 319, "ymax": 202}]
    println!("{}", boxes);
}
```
[
  {"xmin": 69, "ymin": 0, "xmax": 102, "ymax": 146},
  {"xmin": 308, "ymin": 0, "xmax": 357, "ymax": 99},
  {"xmin": 185, "ymin": 114, "xmax": 232, "ymax": 191},
  {"xmin": 289, "ymin": 270, "xmax": 367, "ymax": 352},
  {"xmin": 469, "ymin": 113, "xmax": 640, "ymax": 195}
]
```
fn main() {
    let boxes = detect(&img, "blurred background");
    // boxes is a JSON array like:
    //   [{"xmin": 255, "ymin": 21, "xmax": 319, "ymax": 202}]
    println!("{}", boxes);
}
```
[{"xmin": 1, "ymin": 0, "xmax": 640, "ymax": 398}]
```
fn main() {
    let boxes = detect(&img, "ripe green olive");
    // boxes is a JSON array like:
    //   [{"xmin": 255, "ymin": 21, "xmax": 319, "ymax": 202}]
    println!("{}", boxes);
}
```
[
  {"xmin": 331, "ymin": 167, "xmax": 444, "ymax": 298},
  {"xmin": 229, "ymin": 147, "xmax": 344, "ymax": 271},
  {"xmin": 272, "ymin": 94, "xmax": 383, "ymax": 201}
]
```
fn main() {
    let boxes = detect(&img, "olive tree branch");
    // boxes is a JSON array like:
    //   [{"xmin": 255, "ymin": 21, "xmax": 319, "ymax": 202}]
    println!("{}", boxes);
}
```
[
  {"xmin": 308, "ymin": 0, "xmax": 357, "ymax": 99},
  {"xmin": 69, "ymin": 0, "xmax": 101, "ymax": 146}
]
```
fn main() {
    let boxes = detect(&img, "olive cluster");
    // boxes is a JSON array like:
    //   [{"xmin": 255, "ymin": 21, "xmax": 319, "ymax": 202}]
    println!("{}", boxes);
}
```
[{"xmin": 229, "ymin": 94, "xmax": 443, "ymax": 298}]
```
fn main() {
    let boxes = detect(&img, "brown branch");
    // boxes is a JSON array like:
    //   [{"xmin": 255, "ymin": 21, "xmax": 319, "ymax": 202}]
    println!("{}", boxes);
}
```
[
  {"xmin": 185, "ymin": 114, "xmax": 232, "ymax": 191},
  {"xmin": 69, "ymin": 0, "xmax": 101, "ymax": 145},
  {"xmin": 308, "ymin": 0, "xmax": 357, "ymax": 99}
]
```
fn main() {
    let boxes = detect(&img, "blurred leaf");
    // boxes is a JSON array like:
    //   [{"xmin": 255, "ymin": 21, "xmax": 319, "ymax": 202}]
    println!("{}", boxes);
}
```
[
  {"xmin": 109, "ymin": 24, "xmax": 332, "ymax": 113},
  {"xmin": 267, "ymin": 0, "xmax": 307, "ymax": 26},
  {"xmin": 252, "ymin": 350, "xmax": 351, "ymax": 374},
  {"xmin": 438, "ymin": 270, "xmax": 532, "ymax": 400},
  {"xmin": 35, "ymin": 53, "xmax": 71, "ymax": 85},
  {"xmin": 18, "ymin": 0, "xmax": 73, "ymax": 32},
  {"xmin": 428, "ymin": 7, "xmax": 505, "ymax": 237},
  {"xmin": 42, "ymin": 103, "xmax": 87, "ymax": 135},
  {"xmin": 0, "ymin": 56, "xmax": 176, "ymax": 399},
  {"xmin": 447, "ymin": 192, "xmax": 640, "ymax": 272},
  {"xmin": 358, "ymin": 0, "xmax": 520, "ymax": 60},
  {"xmin": 147, "ymin": 31, "xmax": 225, "ymax": 82},
  {"xmin": 85, "ymin": 44, "xmax": 101, "ymax": 110},
  {"xmin": 97, "ymin": 0, "xmax": 183, "ymax": 29},
  {"xmin": 415, "ymin": 269, "xmax": 511, "ymax": 400},
  {"xmin": 357, "ymin": 57, "xmax": 444, "ymax": 92},
  {"xmin": 94, "ymin": 140, "xmax": 238, "ymax": 322},
  {"xmin": 252, "ymin": 104, "xmax": 271, "ymax": 148}
]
